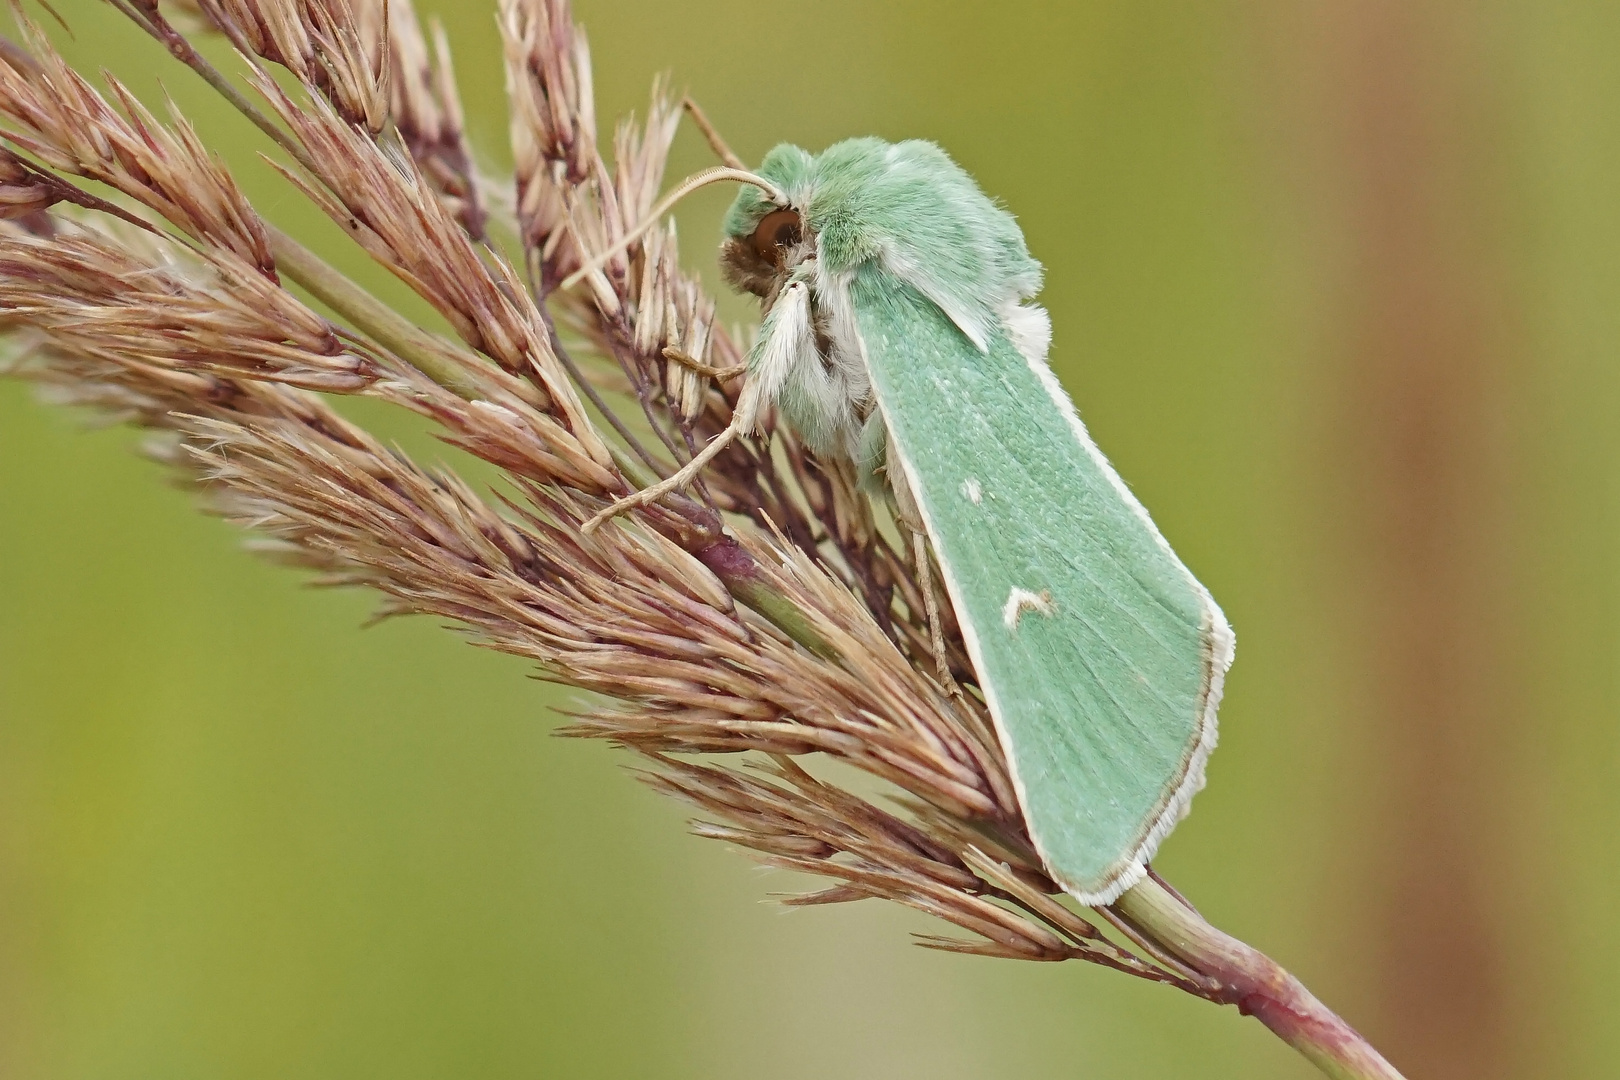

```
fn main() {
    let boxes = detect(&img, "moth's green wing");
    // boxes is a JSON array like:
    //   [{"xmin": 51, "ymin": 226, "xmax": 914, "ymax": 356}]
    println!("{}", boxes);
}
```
[{"xmin": 851, "ymin": 269, "xmax": 1233, "ymax": 904}]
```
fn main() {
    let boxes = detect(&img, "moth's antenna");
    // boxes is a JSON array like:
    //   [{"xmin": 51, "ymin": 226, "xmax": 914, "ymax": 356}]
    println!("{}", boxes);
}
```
[{"xmin": 559, "ymin": 166, "xmax": 787, "ymax": 292}]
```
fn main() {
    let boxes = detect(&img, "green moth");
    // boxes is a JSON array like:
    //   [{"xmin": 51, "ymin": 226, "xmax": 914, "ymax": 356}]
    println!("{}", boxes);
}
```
[{"xmin": 600, "ymin": 137, "xmax": 1234, "ymax": 905}]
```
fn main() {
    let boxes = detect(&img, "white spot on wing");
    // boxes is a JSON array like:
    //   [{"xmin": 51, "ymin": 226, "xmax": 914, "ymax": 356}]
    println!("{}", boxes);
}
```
[
  {"xmin": 1001, "ymin": 587, "xmax": 1055, "ymax": 631},
  {"xmin": 961, "ymin": 477, "xmax": 982, "ymax": 504}
]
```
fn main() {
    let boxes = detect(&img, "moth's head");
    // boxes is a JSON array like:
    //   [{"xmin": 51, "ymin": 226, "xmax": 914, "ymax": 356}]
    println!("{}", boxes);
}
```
[
  {"xmin": 719, "ymin": 137, "xmax": 1042, "ymax": 326},
  {"xmin": 719, "ymin": 143, "xmax": 816, "ymax": 303}
]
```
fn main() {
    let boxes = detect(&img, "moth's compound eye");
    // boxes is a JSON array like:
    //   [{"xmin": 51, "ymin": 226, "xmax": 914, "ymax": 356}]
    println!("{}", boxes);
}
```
[{"xmin": 749, "ymin": 208, "xmax": 802, "ymax": 264}]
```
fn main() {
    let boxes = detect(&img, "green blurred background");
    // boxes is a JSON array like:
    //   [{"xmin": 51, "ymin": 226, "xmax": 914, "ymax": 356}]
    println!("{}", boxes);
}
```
[{"xmin": 2, "ymin": 1, "xmax": 1617, "ymax": 1077}]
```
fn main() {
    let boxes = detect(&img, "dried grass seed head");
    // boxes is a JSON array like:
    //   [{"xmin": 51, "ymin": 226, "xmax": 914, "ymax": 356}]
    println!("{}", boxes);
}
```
[
  {"xmin": 0, "ymin": 0, "xmax": 1241, "ymax": 994},
  {"xmin": 0, "ymin": 16, "xmax": 274, "ymax": 272}
]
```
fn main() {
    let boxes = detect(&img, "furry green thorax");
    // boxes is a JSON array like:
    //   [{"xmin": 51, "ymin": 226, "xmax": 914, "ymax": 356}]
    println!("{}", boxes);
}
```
[{"xmin": 721, "ymin": 138, "xmax": 1043, "ymax": 355}]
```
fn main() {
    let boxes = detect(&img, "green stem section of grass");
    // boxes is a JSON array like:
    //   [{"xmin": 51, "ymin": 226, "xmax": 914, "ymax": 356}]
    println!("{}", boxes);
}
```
[
  {"xmin": 1114, "ymin": 878, "xmax": 1406, "ymax": 1080},
  {"xmin": 267, "ymin": 226, "xmax": 489, "ymax": 399}
]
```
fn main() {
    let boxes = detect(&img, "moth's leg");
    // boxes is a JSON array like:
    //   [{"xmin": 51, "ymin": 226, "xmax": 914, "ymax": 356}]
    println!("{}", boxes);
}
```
[
  {"xmin": 581, "ymin": 416, "xmax": 744, "ymax": 533},
  {"xmin": 662, "ymin": 345, "xmax": 746, "ymax": 383},
  {"xmin": 582, "ymin": 282, "xmax": 811, "ymax": 534},
  {"xmin": 890, "ymin": 468, "xmax": 959, "ymax": 696},
  {"xmin": 913, "ymin": 532, "xmax": 956, "ymax": 694}
]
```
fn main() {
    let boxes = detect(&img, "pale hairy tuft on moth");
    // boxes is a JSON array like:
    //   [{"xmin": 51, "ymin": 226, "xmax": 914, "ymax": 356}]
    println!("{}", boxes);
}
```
[{"xmin": 1001, "ymin": 300, "xmax": 1053, "ymax": 365}]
